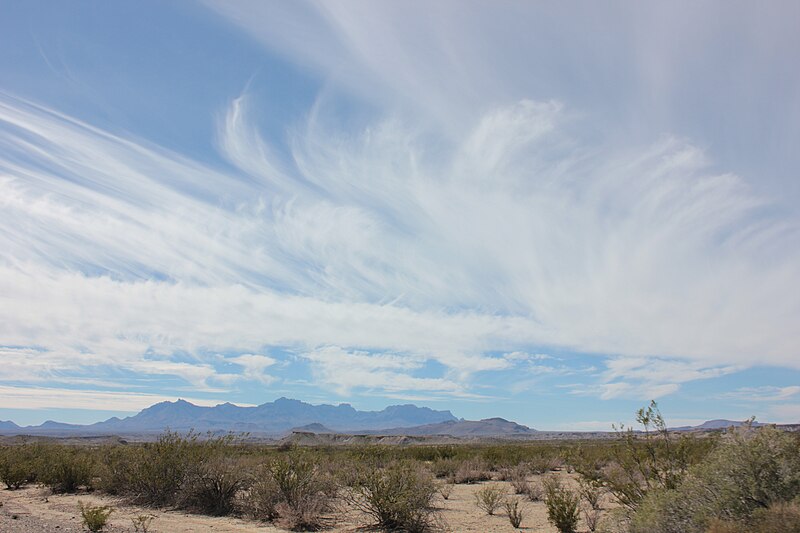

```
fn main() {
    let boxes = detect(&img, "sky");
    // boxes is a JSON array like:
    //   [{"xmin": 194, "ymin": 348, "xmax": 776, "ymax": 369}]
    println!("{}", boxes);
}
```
[{"xmin": 0, "ymin": 1, "xmax": 799, "ymax": 430}]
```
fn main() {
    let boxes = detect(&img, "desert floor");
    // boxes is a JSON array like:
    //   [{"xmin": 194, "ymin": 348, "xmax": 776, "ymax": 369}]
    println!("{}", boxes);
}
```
[{"xmin": 0, "ymin": 470, "xmax": 605, "ymax": 532}]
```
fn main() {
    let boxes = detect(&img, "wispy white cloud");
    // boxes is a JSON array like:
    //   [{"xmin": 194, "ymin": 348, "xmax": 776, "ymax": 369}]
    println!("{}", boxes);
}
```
[
  {"xmin": 1, "ymin": 82, "xmax": 799, "ymax": 405},
  {"xmin": 718, "ymin": 386, "xmax": 800, "ymax": 403},
  {"xmin": 571, "ymin": 357, "xmax": 742, "ymax": 400}
]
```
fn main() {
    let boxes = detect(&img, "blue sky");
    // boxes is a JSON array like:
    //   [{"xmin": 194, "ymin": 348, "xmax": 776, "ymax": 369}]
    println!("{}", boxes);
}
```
[{"xmin": 1, "ymin": 1, "xmax": 799, "ymax": 430}]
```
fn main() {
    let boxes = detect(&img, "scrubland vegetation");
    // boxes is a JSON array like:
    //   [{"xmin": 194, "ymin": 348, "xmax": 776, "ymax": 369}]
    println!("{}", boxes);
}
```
[{"xmin": 0, "ymin": 403, "xmax": 798, "ymax": 532}]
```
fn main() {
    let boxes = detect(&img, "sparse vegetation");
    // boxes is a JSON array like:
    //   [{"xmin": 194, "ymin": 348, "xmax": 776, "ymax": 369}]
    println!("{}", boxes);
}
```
[{"xmin": 0, "ymin": 404, "xmax": 796, "ymax": 532}]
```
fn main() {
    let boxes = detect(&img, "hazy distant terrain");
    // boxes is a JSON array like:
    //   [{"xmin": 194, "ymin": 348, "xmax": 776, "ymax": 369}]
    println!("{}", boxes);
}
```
[{"xmin": 0, "ymin": 398, "xmax": 774, "ymax": 441}]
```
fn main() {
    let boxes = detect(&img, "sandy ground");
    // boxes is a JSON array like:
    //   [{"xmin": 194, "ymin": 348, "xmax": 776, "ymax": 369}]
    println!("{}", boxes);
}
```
[{"xmin": 0, "ymin": 471, "xmax": 606, "ymax": 532}]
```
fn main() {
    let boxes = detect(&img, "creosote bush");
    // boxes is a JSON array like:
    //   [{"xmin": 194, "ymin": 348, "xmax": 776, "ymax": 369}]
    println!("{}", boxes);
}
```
[
  {"xmin": 244, "ymin": 453, "xmax": 332, "ymax": 530},
  {"xmin": 475, "ymin": 483, "xmax": 507, "ymax": 515},
  {"xmin": 41, "ymin": 446, "xmax": 94, "ymax": 493},
  {"xmin": 130, "ymin": 514, "xmax": 155, "ymax": 533},
  {"xmin": 505, "ymin": 497, "xmax": 525, "ymax": 528},
  {"xmin": 544, "ymin": 475, "xmax": 580, "ymax": 533},
  {"xmin": 79, "ymin": 502, "xmax": 113, "ymax": 532},
  {"xmin": 0, "ymin": 447, "xmax": 31, "ymax": 489},
  {"xmin": 454, "ymin": 458, "xmax": 491, "ymax": 484},
  {"xmin": 348, "ymin": 460, "xmax": 438, "ymax": 533},
  {"xmin": 181, "ymin": 455, "xmax": 246, "ymax": 516},
  {"xmin": 629, "ymin": 425, "xmax": 800, "ymax": 533}
]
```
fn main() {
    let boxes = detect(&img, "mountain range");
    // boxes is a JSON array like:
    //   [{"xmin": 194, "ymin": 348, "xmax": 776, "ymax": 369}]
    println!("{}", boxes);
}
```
[
  {"xmin": 0, "ymin": 397, "xmax": 475, "ymax": 436},
  {"xmin": 0, "ymin": 399, "xmax": 774, "ymax": 438}
]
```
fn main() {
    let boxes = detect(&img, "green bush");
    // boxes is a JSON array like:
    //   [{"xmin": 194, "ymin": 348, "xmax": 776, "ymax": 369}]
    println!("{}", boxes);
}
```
[
  {"xmin": 349, "ymin": 460, "xmax": 438, "ymax": 532},
  {"xmin": 544, "ymin": 475, "xmax": 580, "ymax": 533},
  {"xmin": 630, "ymin": 425, "xmax": 800, "ymax": 533},
  {"xmin": 0, "ymin": 447, "xmax": 30, "ymax": 489},
  {"xmin": 123, "ymin": 431, "xmax": 208, "ymax": 505},
  {"xmin": 41, "ymin": 447, "xmax": 94, "ymax": 493},
  {"xmin": 79, "ymin": 501, "xmax": 113, "ymax": 532}
]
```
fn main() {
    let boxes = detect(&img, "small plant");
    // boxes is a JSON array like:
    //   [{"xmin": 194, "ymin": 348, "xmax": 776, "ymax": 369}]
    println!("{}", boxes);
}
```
[
  {"xmin": 79, "ymin": 502, "xmax": 113, "ymax": 532},
  {"xmin": 475, "ymin": 483, "xmax": 507, "ymax": 515},
  {"xmin": 578, "ymin": 477, "xmax": 603, "ymax": 510},
  {"xmin": 131, "ymin": 514, "xmax": 155, "ymax": 533},
  {"xmin": 510, "ymin": 477, "xmax": 529, "ymax": 495},
  {"xmin": 582, "ymin": 503, "xmax": 601, "ymax": 532},
  {"xmin": 544, "ymin": 476, "xmax": 580, "ymax": 533},
  {"xmin": 438, "ymin": 482, "xmax": 453, "ymax": 500},
  {"xmin": 505, "ymin": 498, "xmax": 525, "ymax": 528}
]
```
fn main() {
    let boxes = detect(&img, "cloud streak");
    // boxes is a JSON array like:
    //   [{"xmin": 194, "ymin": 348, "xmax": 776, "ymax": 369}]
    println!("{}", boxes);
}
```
[{"xmin": 1, "ymin": 80, "xmax": 798, "ymax": 408}]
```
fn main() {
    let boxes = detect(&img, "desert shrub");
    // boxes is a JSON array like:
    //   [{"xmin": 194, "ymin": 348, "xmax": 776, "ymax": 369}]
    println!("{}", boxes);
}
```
[
  {"xmin": 180, "ymin": 455, "xmax": 246, "ymax": 516},
  {"xmin": 244, "ymin": 454, "xmax": 331, "ymax": 529},
  {"xmin": 511, "ymin": 477, "xmax": 529, "ymax": 495},
  {"xmin": 349, "ymin": 460, "xmax": 438, "ymax": 532},
  {"xmin": 578, "ymin": 477, "xmax": 603, "ymax": 510},
  {"xmin": 505, "ymin": 497, "xmax": 525, "ymax": 528},
  {"xmin": 130, "ymin": 514, "xmax": 155, "ymax": 533},
  {"xmin": 0, "ymin": 447, "xmax": 31, "ymax": 489},
  {"xmin": 246, "ymin": 470, "xmax": 281, "ymax": 521},
  {"xmin": 705, "ymin": 503, "xmax": 800, "ymax": 533},
  {"xmin": 431, "ymin": 457, "xmax": 459, "ymax": 479},
  {"xmin": 544, "ymin": 475, "xmax": 580, "ymax": 533},
  {"xmin": 498, "ymin": 463, "xmax": 529, "ymax": 483},
  {"xmin": 630, "ymin": 425, "xmax": 800, "ymax": 533},
  {"xmin": 475, "ymin": 483, "xmax": 506, "ymax": 515},
  {"xmin": 79, "ymin": 502, "xmax": 113, "ymax": 532},
  {"xmin": 40, "ymin": 446, "xmax": 94, "ymax": 493},
  {"xmin": 528, "ymin": 455, "xmax": 561, "ymax": 475},
  {"xmin": 749, "ymin": 503, "xmax": 800, "ymax": 533},
  {"xmin": 454, "ymin": 458, "xmax": 491, "ymax": 484},
  {"xmin": 123, "ymin": 431, "xmax": 209, "ymax": 506},
  {"xmin": 574, "ymin": 401, "xmax": 696, "ymax": 513},
  {"xmin": 582, "ymin": 503, "xmax": 601, "ymax": 532}
]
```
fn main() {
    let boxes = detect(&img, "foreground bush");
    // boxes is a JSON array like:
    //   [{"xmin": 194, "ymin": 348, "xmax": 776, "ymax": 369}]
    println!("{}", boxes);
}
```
[
  {"xmin": 0, "ymin": 447, "xmax": 31, "ymax": 489},
  {"xmin": 630, "ymin": 425, "xmax": 800, "ymax": 533},
  {"xmin": 544, "ymin": 475, "xmax": 580, "ymax": 533},
  {"xmin": 79, "ymin": 502, "xmax": 113, "ymax": 532},
  {"xmin": 505, "ymin": 498, "xmax": 525, "ymax": 528},
  {"xmin": 245, "ymin": 454, "xmax": 332, "ymax": 530},
  {"xmin": 40, "ymin": 446, "xmax": 94, "ymax": 493},
  {"xmin": 475, "ymin": 483, "xmax": 506, "ymax": 515},
  {"xmin": 348, "ymin": 460, "xmax": 438, "ymax": 532},
  {"xmin": 181, "ymin": 455, "xmax": 246, "ymax": 516}
]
